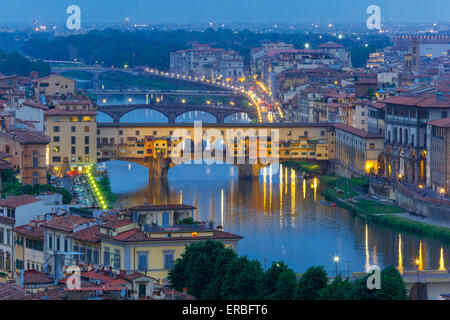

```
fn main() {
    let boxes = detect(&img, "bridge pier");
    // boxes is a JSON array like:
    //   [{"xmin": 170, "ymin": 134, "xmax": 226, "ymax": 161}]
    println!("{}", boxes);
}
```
[
  {"xmin": 237, "ymin": 164, "xmax": 262, "ymax": 180},
  {"xmin": 92, "ymin": 72, "xmax": 100, "ymax": 90},
  {"xmin": 216, "ymin": 114, "xmax": 225, "ymax": 124},
  {"xmin": 147, "ymin": 157, "xmax": 173, "ymax": 180}
]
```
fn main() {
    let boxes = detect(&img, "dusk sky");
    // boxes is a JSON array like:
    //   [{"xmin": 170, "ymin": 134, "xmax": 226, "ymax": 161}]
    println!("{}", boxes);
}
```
[{"xmin": 0, "ymin": 0, "xmax": 448, "ymax": 25}]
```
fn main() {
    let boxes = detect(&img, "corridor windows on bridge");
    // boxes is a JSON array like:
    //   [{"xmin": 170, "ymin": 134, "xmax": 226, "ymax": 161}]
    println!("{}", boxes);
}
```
[
  {"xmin": 84, "ymin": 126, "xmax": 89, "ymax": 132},
  {"xmin": 53, "ymin": 126, "xmax": 60, "ymax": 133},
  {"xmin": 71, "ymin": 136, "xmax": 76, "ymax": 144},
  {"xmin": 52, "ymin": 156, "xmax": 61, "ymax": 163},
  {"xmin": 53, "ymin": 136, "xmax": 60, "ymax": 142},
  {"xmin": 71, "ymin": 146, "xmax": 76, "ymax": 155},
  {"xmin": 85, "ymin": 136, "xmax": 89, "ymax": 145},
  {"xmin": 83, "ymin": 116, "xmax": 91, "ymax": 122},
  {"xmin": 85, "ymin": 147, "xmax": 89, "ymax": 155},
  {"xmin": 71, "ymin": 126, "xmax": 76, "ymax": 132},
  {"xmin": 119, "ymin": 130, "xmax": 123, "ymax": 135},
  {"xmin": 70, "ymin": 116, "xmax": 78, "ymax": 122}
]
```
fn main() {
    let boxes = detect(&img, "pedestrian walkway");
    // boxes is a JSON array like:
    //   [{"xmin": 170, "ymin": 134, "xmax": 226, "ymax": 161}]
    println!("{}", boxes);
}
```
[{"xmin": 394, "ymin": 213, "xmax": 450, "ymax": 229}]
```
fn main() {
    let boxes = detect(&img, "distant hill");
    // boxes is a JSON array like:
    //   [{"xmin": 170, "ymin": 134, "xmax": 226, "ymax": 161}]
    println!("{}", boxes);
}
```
[{"xmin": 0, "ymin": 49, "xmax": 51, "ymax": 77}]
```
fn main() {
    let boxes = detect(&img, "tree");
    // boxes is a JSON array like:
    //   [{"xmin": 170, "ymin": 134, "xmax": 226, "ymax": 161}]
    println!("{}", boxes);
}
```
[
  {"xmin": 349, "ymin": 266, "xmax": 408, "ymax": 300},
  {"xmin": 258, "ymin": 261, "xmax": 296, "ymax": 299},
  {"xmin": 201, "ymin": 247, "xmax": 239, "ymax": 299},
  {"xmin": 0, "ymin": 49, "xmax": 50, "ymax": 77},
  {"xmin": 374, "ymin": 266, "xmax": 408, "ymax": 300},
  {"xmin": 220, "ymin": 256, "xmax": 264, "ymax": 300},
  {"xmin": 272, "ymin": 268, "xmax": 297, "ymax": 300},
  {"xmin": 295, "ymin": 266, "xmax": 328, "ymax": 300},
  {"xmin": 317, "ymin": 275, "xmax": 353, "ymax": 300},
  {"xmin": 168, "ymin": 240, "xmax": 237, "ymax": 299}
]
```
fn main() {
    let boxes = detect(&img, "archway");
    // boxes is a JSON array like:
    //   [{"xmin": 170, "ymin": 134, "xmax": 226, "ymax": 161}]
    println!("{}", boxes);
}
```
[
  {"xmin": 121, "ymin": 108, "xmax": 168, "ymax": 123},
  {"xmin": 97, "ymin": 111, "xmax": 114, "ymax": 123},
  {"xmin": 224, "ymin": 112, "xmax": 253, "ymax": 124},
  {"xmin": 175, "ymin": 110, "xmax": 217, "ymax": 123}
]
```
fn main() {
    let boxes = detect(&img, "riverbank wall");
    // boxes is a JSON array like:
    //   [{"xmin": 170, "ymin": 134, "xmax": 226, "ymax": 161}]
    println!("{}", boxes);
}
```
[{"xmin": 370, "ymin": 181, "xmax": 450, "ymax": 224}]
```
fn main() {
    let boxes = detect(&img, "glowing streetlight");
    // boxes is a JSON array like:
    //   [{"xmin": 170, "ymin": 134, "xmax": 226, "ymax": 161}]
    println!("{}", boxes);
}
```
[
  {"xmin": 415, "ymin": 259, "xmax": 420, "ymax": 282},
  {"xmin": 334, "ymin": 256, "xmax": 340, "ymax": 276}
]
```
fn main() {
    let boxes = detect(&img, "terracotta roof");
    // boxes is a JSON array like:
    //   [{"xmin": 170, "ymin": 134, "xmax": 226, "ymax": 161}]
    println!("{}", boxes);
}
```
[
  {"xmin": 0, "ymin": 283, "xmax": 27, "ymax": 300},
  {"xmin": 98, "ymin": 228, "xmax": 243, "ymax": 243},
  {"xmin": 0, "ymin": 130, "xmax": 50, "ymax": 144},
  {"xmin": 44, "ymin": 109, "xmax": 97, "ymax": 116},
  {"xmin": 79, "ymin": 270, "xmax": 127, "ymax": 287},
  {"xmin": 428, "ymin": 117, "xmax": 450, "ymax": 128},
  {"xmin": 19, "ymin": 270, "xmax": 54, "ymax": 285},
  {"xmin": 383, "ymin": 95, "xmax": 450, "ymax": 108},
  {"xmin": 129, "ymin": 204, "xmax": 196, "ymax": 211},
  {"xmin": 69, "ymin": 225, "xmax": 100, "ymax": 243},
  {"xmin": 56, "ymin": 100, "xmax": 93, "ymax": 105},
  {"xmin": 13, "ymin": 223, "xmax": 45, "ymax": 239},
  {"xmin": 0, "ymin": 195, "xmax": 42, "ymax": 209},
  {"xmin": 372, "ymin": 102, "xmax": 386, "ymax": 110},
  {"xmin": 0, "ymin": 215, "xmax": 15, "ymax": 224},
  {"xmin": 333, "ymin": 123, "xmax": 384, "ymax": 139},
  {"xmin": 22, "ymin": 100, "xmax": 48, "ymax": 110},
  {"xmin": 118, "ymin": 271, "xmax": 156, "ymax": 282},
  {"xmin": 64, "ymin": 286, "xmax": 124, "ymax": 292},
  {"xmin": 37, "ymin": 74, "xmax": 75, "ymax": 82},
  {"xmin": 41, "ymin": 215, "xmax": 95, "ymax": 232}
]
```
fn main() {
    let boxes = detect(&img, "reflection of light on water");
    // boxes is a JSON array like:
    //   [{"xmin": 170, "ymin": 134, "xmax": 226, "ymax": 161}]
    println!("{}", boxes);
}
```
[
  {"xmin": 128, "ymin": 163, "xmax": 132, "ymax": 171},
  {"xmin": 284, "ymin": 166, "xmax": 288, "ymax": 195},
  {"xmin": 179, "ymin": 190, "xmax": 182, "ymax": 204},
  {"xmin": 291, "ymin": 175, "xmax": 295, "ymax": 213},
  {"xmin": 439, "ymin": 246, "xmax": 446, "ymax": 271},
  {"xmin": 303, "ymin": 179, "xmax": 306, "ymax": 199},
  {"xmin": 398, "ymin": 234, "xmax": 403, "ymax": 274},
  {"xmin": 263, "ymin": 174, "xmax": 267, "ymax": 214},
  {"xmin": 365, "ymin": 224, "xmax": 370, "ymax": 270},
  {"xmin": 373, "ymin": 245, "xmax": 378, "ymax": 266},
  {"xmin": 313, "ymin": 177, "xmax": 317, "ymax": 203},
  {"xmin": 206, "ymin": 167, "xmax": 211, "ymax": 175},
  {"xmin": 419, "ymin": 241, "xmax": 424, "ymax": 271},
  {"xmin": 279, "ymin": 166, "xmax": 283, "ymax": 215},
  {"xmin": 221, "ymin": 188, "xmax": 224, "ymax": 229},
  {"xmin": 279, "ymin": 164, "xmax": 283, "ymax": 186},
  {"xmin": 269, "ymin": 174, "xmax": 273, "ymax": 212}
]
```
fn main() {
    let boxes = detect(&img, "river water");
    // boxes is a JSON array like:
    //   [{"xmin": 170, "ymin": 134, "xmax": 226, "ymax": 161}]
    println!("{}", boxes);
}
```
[{"xmin": 91, "ymin": 90, "xmax": 450, "ymax": 275}]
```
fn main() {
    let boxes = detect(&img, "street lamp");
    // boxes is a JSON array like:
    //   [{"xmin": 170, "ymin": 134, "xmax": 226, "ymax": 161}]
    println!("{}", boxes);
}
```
[
  {"xmin": 333, "ymin": 256, "xmax": 339, "ymax": 276},
  {"xmin": 415, "ymin": 259, "xmax": 420, "ymax": 282}
]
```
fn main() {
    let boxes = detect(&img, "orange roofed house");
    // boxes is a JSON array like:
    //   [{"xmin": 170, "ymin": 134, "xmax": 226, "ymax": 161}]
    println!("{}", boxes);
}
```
[
  {"xmin": 96, "ymin": 204, "xmax": 243, "ymax": 282},
  {"xmin": 0, "ymin": 130, "xmax": 50, "ymax": 185}
]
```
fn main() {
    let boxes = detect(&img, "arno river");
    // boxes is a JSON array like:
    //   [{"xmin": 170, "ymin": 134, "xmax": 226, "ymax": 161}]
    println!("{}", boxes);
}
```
[{"xmin": 93, "ymin": 92, "xmax": 449, "ymax": 274}]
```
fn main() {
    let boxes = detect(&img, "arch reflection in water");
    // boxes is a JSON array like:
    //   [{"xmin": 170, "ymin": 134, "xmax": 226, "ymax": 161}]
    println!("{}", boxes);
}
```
[{"xmin": 104, "ymin": 160, "xmax": 449, "ymax": 274}]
